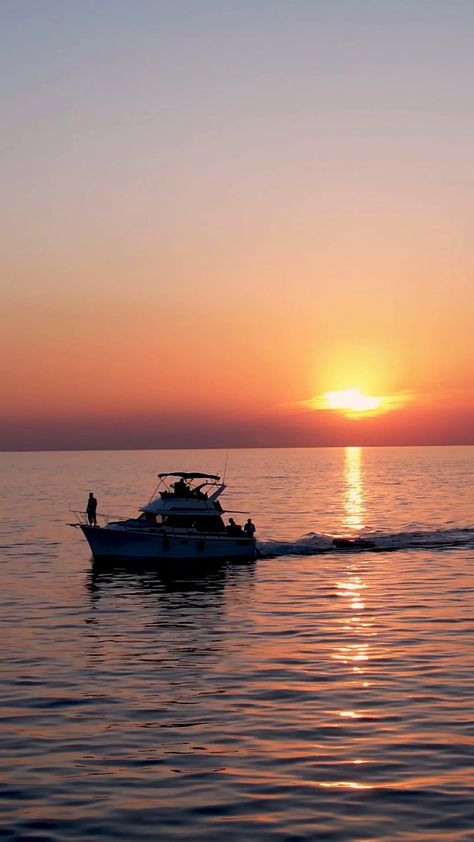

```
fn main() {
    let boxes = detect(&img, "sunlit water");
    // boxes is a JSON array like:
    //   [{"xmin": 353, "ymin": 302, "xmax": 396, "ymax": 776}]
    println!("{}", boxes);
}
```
[{"xmin": 1, "ymin": 446, "xmax": 473, "ymax": 841}]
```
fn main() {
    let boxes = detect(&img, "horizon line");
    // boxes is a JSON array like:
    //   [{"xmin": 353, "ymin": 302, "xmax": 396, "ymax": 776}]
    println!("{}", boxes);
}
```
[{"xmin": 1, "ymin": 442, "xmax": 473, "ymax": 454}]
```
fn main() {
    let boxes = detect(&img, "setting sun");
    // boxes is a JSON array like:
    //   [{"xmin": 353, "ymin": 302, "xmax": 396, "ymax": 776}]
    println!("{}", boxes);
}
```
[
  {"xmin": 323, "ymin": 389, "xmax": 382, "ymax": 414},
  {"xmin": 300, "ymin": 387, "xmax": 411, "ymax": 420}
]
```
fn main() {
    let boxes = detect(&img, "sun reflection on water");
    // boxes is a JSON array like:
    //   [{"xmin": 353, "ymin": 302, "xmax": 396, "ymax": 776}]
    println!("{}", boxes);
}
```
[
  {"xmin": 319, "ymin": 781, "xmax": 374, "ymax": 789},
  {"xmin": 343, "ymin": 446, "xmax": 365, "ymax": 532},
  {"xmin": 329, "ymin": 522, "xmax": 380, "ymax": 790}
]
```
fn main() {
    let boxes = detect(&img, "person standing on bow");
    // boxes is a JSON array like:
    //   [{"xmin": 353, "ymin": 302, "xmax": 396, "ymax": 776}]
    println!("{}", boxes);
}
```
[{"xmin": 86, "ymin": 492, "xmax": 97, "ymax": 526}]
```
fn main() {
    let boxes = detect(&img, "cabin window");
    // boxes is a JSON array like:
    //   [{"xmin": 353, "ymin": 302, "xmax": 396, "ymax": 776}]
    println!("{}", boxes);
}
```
[{"xmin": 161, "ymin": 515, "xmax": 225, "ymax": 532}]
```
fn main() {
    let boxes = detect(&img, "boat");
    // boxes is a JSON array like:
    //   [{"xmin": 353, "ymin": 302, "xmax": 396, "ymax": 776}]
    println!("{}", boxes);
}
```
[{"xmin": 70, "ymin": 471, "xmax": 257, "ymax": 563}]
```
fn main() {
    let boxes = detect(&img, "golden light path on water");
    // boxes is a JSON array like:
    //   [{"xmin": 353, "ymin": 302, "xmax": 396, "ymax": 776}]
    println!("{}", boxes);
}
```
[
  {"xmin": 325, "ymin": 455, "xmax": 378, "ymax": 791},
  {"xmin": 325, "ymin": 563, "xmax": 377, "ymax": 791},
  {"xmin": 343, "ymin": 446, "xmax": 365, "ymax": 532}
]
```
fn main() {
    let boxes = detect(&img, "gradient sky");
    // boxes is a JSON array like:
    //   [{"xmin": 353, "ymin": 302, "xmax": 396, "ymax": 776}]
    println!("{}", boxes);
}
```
[{"xmin": 1, "ymin": 0, "xmax": 473, "ymax": 449}]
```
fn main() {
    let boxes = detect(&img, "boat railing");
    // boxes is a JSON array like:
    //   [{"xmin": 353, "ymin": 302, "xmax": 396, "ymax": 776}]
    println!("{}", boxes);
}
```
[
  {"xmin": 70, "ymin": 510, "xmax": 126, "ymax": 528},
  {"xmin": 69, "ymin": 511, "xmax": 253, "ymax": 542}
]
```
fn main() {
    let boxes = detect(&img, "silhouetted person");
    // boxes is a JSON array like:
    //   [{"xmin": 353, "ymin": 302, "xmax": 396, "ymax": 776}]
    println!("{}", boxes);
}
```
[
  {"xmin": 244, "ymin": 518, "xmax": 256, "ymax": 538},
  {"xmin": 86, "ymin": 492, "xmax": 97, "ymax": 526},
  {"xmin": 226, "ymin": 517, "xmax": 243, "ymax": 536},
  {"xmin": 173, "ymin": 478, "xmax": 189, "ymax": 497}
]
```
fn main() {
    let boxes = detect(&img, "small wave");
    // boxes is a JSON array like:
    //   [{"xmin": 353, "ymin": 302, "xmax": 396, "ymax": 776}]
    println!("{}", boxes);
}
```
[{"xmin": 257, "ymin": 526, "xmax": 474, "ymax": 557}]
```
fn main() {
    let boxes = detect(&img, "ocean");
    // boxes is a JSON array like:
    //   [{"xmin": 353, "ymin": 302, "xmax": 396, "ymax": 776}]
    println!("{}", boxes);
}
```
[{"xmin": 1, "ymin": 446, "xmax": 473, "ymax": 840}]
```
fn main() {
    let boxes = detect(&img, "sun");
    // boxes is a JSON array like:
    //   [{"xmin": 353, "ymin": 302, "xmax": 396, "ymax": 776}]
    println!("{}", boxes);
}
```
[
  {"xmin": 299, "ymin": 386, "xmax": 411, "ymax": 417},
  {"xmin": 323, "ymin": 388, "xmax": 382, "ymax": 414}
]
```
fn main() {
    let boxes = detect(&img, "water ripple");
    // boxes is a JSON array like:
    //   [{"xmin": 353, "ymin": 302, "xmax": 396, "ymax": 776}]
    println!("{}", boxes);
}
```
[{"xmin": 1, "ymin": 447, "xmax": 474, "ymax": 840}]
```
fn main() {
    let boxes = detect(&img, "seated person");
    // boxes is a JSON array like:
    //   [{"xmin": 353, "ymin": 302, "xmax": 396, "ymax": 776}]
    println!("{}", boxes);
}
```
[
  {"xmin": 226, "ymin": 517, "xmax": 244, "ymax": 536},
  {"xmin": 172, "ymin": 478, "xmax": 190, "ymax": 497}
]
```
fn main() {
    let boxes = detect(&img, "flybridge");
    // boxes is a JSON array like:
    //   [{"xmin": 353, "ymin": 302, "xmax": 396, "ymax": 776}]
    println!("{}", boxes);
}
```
[{"xmin": 157, "ymin": 472, "xmax": 221, "ymax": 481}]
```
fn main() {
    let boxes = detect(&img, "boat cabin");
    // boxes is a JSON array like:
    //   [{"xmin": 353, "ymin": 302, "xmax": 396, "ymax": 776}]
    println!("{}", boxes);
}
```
[{"xmin": 135, "ymin": 471, "xmax": 228, "ymax": 533}]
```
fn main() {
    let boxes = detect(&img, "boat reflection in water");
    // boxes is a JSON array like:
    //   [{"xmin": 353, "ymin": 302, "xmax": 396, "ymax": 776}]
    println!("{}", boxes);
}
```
[
  {"xmin": 87, "ymin": 556, "xmax": 257, "ymax": 599},
  {"xmin": 83, "ymin": 559, "xmax": 257, "ymax": 664}
]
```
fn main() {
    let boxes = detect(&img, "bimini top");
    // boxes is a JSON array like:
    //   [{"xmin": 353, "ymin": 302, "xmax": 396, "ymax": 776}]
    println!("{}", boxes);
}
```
[{"xmin": 157, "ymin": 471, "xmax": 220, "ymax": 481}]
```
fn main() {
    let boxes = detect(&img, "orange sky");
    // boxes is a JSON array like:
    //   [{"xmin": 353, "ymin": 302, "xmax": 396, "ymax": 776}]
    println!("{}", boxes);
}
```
[{"xmin": 1, "ymin": 2, "xmax": 473, "ymax": 449}]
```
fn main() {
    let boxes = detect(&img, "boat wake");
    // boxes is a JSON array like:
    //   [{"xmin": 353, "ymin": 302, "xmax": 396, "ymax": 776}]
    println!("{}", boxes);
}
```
[{"xmin": 258, "ymin": 525, "xmax": 474, "ymax": 557}]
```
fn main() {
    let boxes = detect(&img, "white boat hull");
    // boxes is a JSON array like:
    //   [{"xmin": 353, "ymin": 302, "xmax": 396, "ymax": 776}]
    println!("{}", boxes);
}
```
[{"xmin": 80, "ymin": 525, "xmax": 257, "ymax": 562}]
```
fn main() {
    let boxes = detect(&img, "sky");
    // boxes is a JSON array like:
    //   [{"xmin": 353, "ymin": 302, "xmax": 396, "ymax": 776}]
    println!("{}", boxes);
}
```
[{"xmin": 1, "ymin": 0, "xmax": 473, "ymax": 449}]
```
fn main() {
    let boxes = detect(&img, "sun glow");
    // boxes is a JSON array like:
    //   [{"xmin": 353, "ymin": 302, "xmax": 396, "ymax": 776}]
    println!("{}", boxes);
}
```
[
  {"xmin": 299, "ymin": 386, "xmax": 413, "ymax": 420},
  {"xmin": 299, "ymin": 386, "xmax": 411, "ymax": 419},
  {"xmin": 323, "ymin": 389, "xmax": 382, "ymax": 413}
]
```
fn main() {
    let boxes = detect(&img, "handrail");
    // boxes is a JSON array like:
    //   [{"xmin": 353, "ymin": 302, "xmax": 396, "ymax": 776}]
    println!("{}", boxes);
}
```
[
  {"xmin": 70, "ymin": 510, "xmax": 126, "ymax": 526},
  {"xmin": 69, "ymin": 511, "xmax": 253, "ymax": 542}
]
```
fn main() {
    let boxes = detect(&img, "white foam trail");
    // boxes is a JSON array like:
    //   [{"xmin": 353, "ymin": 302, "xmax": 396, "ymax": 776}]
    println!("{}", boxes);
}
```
[{"xmin": 257, "ymin": 526, "xmax": 474, "ymax": 557}]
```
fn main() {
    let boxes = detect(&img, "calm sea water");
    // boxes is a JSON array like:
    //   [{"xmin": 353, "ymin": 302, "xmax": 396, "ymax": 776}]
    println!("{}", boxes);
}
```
[{"xmin": 1, "ymin": 446, "xmax": 473, "ymax": 841}]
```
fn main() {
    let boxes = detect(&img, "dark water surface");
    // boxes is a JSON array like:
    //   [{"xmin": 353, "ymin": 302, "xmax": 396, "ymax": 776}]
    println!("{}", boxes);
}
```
[{"xmin": 1, "ymin": 447, "xmax": 474, "ymax": 840}]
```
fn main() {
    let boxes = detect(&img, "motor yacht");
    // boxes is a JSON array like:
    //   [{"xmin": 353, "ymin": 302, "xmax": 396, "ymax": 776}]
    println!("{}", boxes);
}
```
[{"xmin": 70, "ymin": 471, "xmax": 257, "ymax": 562}]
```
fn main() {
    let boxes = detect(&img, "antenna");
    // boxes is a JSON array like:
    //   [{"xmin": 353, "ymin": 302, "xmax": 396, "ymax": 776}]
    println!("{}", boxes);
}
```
[{"xmin": 222, "ymin": 453, "xmax": 229, "ymax": 483}]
